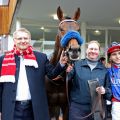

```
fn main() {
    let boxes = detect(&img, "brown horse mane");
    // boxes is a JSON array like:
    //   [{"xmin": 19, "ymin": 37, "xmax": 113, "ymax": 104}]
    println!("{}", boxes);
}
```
[
  {"xmin": 50, "ymin": 34, "xmax": 63, "ymax": 65},
  {"xmin": 50, "ymin": 6, "xmax": 80, "ymax": 65}
]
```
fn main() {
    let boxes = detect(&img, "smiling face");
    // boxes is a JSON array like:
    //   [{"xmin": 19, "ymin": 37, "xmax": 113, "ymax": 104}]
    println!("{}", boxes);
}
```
[
  {"xmin": 13, "ymin": 29, "xmax": 31, "ymax": 51},
  {"xmin": 86, "ymin": 41, "xmax": 100, "ymax": 61},
  {"xmin": 110, "ymin": 50, "xmax": 120, "ymax": 64}
]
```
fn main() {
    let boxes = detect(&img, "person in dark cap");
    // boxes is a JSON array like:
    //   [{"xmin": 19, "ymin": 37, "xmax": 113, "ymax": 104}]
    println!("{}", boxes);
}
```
[
  {"xmin": 107, "ymin": 42, "xmax": 120, "ymax": 120},
  {"xmin": 66, "ymin": 40, "xmax": 111, "ymax": 120}
]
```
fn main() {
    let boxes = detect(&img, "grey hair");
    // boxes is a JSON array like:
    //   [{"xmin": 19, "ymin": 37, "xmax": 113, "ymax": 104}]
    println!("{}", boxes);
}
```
[
  {"xmin": 13, "ymin": 28, "xmax": 31, "ymax": 39},
  {"xmin": 87, "ymin": 40, "xmax": 100, "ymax": 50}
]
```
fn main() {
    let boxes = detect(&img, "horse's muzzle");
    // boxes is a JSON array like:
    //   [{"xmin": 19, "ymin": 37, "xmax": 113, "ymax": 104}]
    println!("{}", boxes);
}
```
[{"xmin": 66, "ymin": 47, "xmax": 81, "ymax": 61}]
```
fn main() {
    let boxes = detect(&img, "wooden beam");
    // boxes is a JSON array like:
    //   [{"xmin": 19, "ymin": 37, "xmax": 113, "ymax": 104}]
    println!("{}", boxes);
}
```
[
  {"xmin": 8, "ymin": 0, "xmax": 17, "ymax": 33},
  {"xmin": 0, "ymin": 6, "xmax": 9, "ymax": 35},
  {"xmin": 0, "ymin": 0, "xmax": 17, "ymax": 35}
]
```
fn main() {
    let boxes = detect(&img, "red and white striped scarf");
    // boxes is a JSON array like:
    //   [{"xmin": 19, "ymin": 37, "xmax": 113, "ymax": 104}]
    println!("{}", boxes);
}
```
[{"xmin": 0, "ymin": 45, "xmax": 38, "ymax": 83}]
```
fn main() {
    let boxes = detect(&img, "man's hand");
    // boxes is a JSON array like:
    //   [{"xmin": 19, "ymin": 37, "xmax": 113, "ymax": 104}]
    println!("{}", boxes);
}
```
[{"xmin": 59, "ymin": 50, "xmax": 68, "ymax": 65}]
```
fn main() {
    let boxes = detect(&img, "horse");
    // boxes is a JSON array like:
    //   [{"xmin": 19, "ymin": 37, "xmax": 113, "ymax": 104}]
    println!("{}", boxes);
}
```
[{"xmin": 45, "ymin": 6, "xmax": 81, "ymax": 120}]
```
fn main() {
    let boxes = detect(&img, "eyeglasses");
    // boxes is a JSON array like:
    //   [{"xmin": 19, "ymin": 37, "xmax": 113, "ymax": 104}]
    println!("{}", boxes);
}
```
[{"xmin": 15, "ymin": 37, "xmax": 29, "ymax": 40}]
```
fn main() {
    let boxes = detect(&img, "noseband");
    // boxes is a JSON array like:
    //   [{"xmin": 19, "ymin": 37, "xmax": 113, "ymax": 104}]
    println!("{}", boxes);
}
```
[{"xmin": 59, "ymin": 19, "xmax": 80, "ymax": 32}]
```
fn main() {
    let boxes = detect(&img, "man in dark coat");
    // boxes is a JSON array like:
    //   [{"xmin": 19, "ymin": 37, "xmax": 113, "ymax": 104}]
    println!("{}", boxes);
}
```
[{"xmin": 0, "ymin": 28, "xmax": 68, "ymax": 120}]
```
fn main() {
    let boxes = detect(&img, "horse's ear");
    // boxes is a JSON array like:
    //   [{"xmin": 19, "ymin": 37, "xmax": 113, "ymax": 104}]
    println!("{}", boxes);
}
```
[
  {"xmin": 72, "ymin": 8, "xmax": 80, "ymax": 21},
  {"xmin": 57, "ymin": 6, "xmax": 64, "ymax": 21}
]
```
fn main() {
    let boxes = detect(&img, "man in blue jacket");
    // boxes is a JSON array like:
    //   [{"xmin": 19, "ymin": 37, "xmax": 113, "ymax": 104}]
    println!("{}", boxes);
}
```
[{"xmin": 0, "ymin": 28, "xmax": 68, "ymax": 120}]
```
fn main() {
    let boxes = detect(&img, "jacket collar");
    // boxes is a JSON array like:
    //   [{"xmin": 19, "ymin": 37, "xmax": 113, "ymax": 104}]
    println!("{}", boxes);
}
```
[{"xmin": 81, "ymin": 58, "xmax": 105, "ymax": 69}]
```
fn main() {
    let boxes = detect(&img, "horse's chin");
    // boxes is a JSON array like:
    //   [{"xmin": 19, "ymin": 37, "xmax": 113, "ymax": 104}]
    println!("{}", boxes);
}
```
[
  {"xmin": 68, "ymin": 52, "xmax": 81, "ymax": 61},
  {"xmin": 67, "ymin": 50, "xmax": 81, "ymax": 61},
  {"xmin": 69, "ymin": 56, "xmax": 80, "ymax": 61}
]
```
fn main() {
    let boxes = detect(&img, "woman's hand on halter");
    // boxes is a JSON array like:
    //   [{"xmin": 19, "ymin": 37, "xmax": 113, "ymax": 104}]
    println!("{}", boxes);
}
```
[
  {"xmin": 59, "ymin": 50, "xmax": 68, "ymax": 65},
  {"xmin": 66, "ymin": 64, "xmax": 74, "ymax": 73}
]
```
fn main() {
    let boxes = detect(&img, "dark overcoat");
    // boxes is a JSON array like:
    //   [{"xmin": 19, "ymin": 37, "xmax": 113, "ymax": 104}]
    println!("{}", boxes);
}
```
[{"xmin": 0, "ymin": 51, "xmax": 64, "ymax": 120}]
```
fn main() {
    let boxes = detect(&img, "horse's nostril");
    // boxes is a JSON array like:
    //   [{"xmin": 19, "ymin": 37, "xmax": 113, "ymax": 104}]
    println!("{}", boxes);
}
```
[
  {"xmin": 78, "ymin": 48, "xmax": 81, "ymax": 52},
  {"xmin": 69, "ymin": 48, "xmax": 81, "ymax": 52}
]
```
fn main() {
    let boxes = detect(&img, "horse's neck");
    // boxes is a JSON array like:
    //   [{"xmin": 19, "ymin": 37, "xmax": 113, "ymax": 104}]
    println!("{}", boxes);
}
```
[{"xmin": 50, "ymin": 35, "xmax": 63, "ymax": 66}]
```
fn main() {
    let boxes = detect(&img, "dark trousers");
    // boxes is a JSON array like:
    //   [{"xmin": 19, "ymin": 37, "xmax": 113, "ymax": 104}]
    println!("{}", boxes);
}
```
[
  {"xmin": 106, "ymin": 104, "xmax": 112, "ymax": 118},
  {"xmin": 14, "ymin": 100, "xmax": 34, "ymax": 120},
  {"xmin": 69, "ymin": 102, "xmax": 94, "ymax": 120}
]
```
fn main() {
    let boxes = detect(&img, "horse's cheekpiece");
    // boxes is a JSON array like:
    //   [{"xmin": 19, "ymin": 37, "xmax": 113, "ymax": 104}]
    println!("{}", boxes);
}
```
[{"xmin": 60, "ymin": 30, "xmax": 84, "ymax": 47}]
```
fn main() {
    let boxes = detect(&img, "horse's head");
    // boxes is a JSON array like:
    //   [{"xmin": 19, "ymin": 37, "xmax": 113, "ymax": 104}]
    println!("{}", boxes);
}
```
[
  {"xmin": 57, "ymin": 6, "xmax": 80, "ymax": 38},
  {"xmin": 60, "ymin": 30, "xmax": 83, "ymax": 62},
  {"xmin": 57, "ymin": 6, "xmax": 82, "ymax": 62},
  {"xmin": 50, "ymin": 6, "xmax": 81, "ymax": 65}
]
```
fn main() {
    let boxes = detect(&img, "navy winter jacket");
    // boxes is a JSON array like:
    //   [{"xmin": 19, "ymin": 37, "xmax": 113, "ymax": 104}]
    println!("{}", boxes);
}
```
[{"xmin": 68, "ymin": 59, "xmax": 112, "ymax": 105}]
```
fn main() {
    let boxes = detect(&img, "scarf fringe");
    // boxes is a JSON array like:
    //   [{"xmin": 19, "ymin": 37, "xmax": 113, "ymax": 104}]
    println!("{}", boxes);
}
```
[
  {"xmin": 0, "ymin": 75, "xmax": 15, "ymax": 83},
  {"xmin": 24, "ymin": 59, "xmax": 38, "ymax": 68}
]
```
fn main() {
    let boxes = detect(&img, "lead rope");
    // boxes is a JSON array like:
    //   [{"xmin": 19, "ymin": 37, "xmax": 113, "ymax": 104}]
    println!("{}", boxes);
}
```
[
  {"xmin": 79, "ymin": 92, "xmax": 105, "ymax": 120},
  {"xmin": 65, "ymin": 79, "xmax": 105, "ymax": 120}
]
